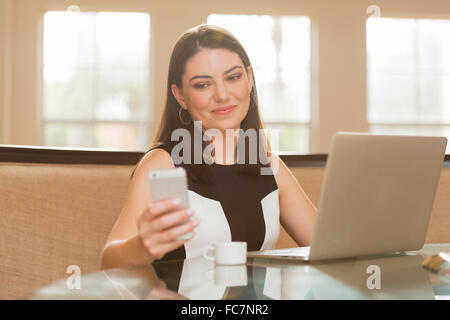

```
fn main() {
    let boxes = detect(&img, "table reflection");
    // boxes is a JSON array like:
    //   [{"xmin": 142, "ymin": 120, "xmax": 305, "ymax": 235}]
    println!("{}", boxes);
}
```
[
  {"xmin": 151, "ymin": 253, "xmax": 436, "ymax": 300},
  {"xmin": 29, "ymin": 250, "xmax": 448, "ymax": 300},
  {"xmin": 102, "ymin": 264, "xmax": 187, "ymax": 300}
]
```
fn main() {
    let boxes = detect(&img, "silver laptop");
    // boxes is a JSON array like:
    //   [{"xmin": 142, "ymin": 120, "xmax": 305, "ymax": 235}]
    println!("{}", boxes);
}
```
[{"xmin": 248, "ymin": 132, "xmax": 447, "ymax": 262}]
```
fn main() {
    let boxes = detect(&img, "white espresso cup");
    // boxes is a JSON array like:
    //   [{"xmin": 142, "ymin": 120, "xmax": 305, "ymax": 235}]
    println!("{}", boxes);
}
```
[{"xmin": 202, "ymin": 241, "xmax": 247, "ymax": 265}]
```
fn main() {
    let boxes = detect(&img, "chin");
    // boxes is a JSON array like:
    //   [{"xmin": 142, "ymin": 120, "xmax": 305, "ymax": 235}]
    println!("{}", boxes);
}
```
[
  {"xmin": 202, "ymin": 111, "xmax": 248, "ymax": 132},
  {"xmin": 217, "ymin": 119, "xmax": 243, "ymax": 132}
]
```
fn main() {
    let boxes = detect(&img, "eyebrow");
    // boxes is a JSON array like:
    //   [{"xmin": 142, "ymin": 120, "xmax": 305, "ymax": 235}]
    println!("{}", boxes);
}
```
[{"xmin": 189, "ymin": 65, "xmax": 243, "ymax": 82}]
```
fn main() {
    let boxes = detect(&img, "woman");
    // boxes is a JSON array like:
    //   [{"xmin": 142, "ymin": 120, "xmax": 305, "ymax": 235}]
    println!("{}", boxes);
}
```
[{"xmin": 101, "ymin": 24, "xmax": 317, "ymax": 269}]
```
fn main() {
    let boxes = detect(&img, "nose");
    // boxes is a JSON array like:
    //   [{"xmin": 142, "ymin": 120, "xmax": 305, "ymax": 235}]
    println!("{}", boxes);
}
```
[{"xmin": 213, "ymin": 82, "xmax": 230, "ymax": 102}]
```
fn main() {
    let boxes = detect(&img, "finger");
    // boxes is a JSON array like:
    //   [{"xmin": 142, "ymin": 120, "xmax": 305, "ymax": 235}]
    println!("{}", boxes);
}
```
[
  {"xmin": 138, "ymin": 208, "xmax": 193, "ymax": 236},
  {"xmin": 149, "ymin": 208, "xmax": 194, "ymax": 233},
  {"xmin": 157, "ymin": 219, "xmax": 200, "ymax": 243},
  {"xmin": 148, "ymin": 238, "xmax": 190, "ymax": 260},
  {"xmin": 139, "ymin": 221, "xmax": 199, "ymax": 259},
  {"xmin": 141, "ymin": 198, "xmax": 182, "ymax": 222}
]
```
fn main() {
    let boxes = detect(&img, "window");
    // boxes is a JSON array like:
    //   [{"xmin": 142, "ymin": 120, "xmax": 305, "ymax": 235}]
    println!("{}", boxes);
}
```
[
  {"xmin": 207, "ymin": 14, "xmax": 311, "ymax": 153},
  {"xmin": 42, "ymin": 11, "xmax": 150, "ymax": 150},
  {"xmin": 367, "ymin": 18, "xmax": 450, "ymax": 152}
]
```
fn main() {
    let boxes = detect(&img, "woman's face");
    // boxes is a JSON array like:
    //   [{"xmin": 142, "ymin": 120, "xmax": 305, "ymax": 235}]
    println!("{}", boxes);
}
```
[{"xmin": 171, "ymin": 48, "xmax": 254, "ymax": 133}]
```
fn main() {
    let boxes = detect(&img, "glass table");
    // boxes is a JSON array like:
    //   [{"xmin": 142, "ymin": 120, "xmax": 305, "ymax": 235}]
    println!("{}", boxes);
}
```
[{"xmin": 28, "ymin": 244, "xmax": 450, "ymax": 300}]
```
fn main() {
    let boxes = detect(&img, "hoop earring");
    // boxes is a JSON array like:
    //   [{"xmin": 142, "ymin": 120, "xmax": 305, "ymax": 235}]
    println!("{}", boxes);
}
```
[{"xmin": 178, "ymin": 107, "xmax": 192, "ymax": 125}]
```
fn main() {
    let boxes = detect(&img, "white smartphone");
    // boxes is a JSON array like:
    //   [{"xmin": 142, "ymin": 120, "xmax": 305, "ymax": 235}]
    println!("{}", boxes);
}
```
[{"xmin": 149, "ymin": 167, "xmax": 193, "ymax": 240}]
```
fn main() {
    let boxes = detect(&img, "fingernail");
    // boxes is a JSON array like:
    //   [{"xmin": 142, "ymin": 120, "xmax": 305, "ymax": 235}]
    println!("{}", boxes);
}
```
[
  {"xmin": 193, "ymin": 218, "xmax": 201, "ymax": 226},
  {"xmin": 186, "ymin": 209, "xmax": 194, "ymax": 216},
  {"xmin": 172, "ymin": 198, "xmax": 181, "ymax": 205}
]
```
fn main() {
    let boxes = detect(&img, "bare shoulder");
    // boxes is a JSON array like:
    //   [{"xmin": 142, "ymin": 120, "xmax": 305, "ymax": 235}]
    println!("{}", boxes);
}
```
[
  {"xmin": 268, "ymin": 152, "xmax": 289, "ymax": 177},
  {"xmin": 133, "ymin": 147, "xmax": 175, "ymax": 180},
  {"xmin": 124, "ymin": 147, "xmax": 176, "ymax": 209}
]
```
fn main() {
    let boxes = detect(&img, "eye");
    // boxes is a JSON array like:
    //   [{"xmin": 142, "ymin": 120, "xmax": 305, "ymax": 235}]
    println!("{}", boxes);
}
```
[
  {"xmin": 228, "ymin": 73, "xmax": 242, "ymax": 81},
  {"xmin": 194, "ymin": 83, "xmax": 209, "ymax": 89}
]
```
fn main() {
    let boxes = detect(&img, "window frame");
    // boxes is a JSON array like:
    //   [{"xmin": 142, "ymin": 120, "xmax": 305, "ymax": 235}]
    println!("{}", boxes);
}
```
[
  {"xmin": 38, "ymin": 8, "xmax": 152, "ymax": 151},
  {"xmin": 366, "ymin": 17, "xmax": 450, "ymax": 138}
]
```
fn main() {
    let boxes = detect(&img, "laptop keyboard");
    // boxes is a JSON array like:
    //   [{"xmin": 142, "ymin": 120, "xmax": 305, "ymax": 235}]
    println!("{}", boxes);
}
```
[{"xmin": 253, "ymin": 246, "xmax": 310, "ymax": 256}]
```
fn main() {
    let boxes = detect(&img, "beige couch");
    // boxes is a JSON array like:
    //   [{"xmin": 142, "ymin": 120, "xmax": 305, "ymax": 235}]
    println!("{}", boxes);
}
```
[{"xmin": 0, "ymin": 146, "xmax": 449, "ymax": 299}]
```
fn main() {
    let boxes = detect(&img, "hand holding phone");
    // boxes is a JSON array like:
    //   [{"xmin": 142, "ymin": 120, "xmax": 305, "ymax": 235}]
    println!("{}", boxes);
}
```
[
  {"xmin": 136, "ymin": 167, "xmax": 199, "ymax": 261},
  {"xmin": 149, "ymin": 167, "xmax": 195, "ymax": 241},
  {"xmin": 136, "ymin": 197, "xmax": 199, "ymax": 260}
]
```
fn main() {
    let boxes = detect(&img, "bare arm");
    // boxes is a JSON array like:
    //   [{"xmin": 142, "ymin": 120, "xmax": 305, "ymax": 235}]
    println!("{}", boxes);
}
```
[
  {"xmin": 101, "ymin": 149, "xmax": 197, "ymax": 270},
  {"xmin": 271, "ymin": 154, "xmax": 317, "ymax": 247},
  {"xmin": 101, "ymin": 234, "xmax": 153, "ymax": 270}
]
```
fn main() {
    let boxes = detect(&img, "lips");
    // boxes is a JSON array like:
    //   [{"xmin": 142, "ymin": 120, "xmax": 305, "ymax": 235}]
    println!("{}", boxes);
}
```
[{"xmin": 212, "ymin": 105, "xmax": 237, "ymax": 115}]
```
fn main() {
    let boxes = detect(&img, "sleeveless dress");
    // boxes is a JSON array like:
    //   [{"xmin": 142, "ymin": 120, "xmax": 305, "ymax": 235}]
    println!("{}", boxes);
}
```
[{"xmin": 151, "ymin": 142, "xmax": 280, "ymax": 263}]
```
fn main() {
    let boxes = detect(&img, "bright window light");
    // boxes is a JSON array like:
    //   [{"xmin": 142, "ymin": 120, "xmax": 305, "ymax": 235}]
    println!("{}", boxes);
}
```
[{"xmin": 42, "ymin": 11, "xmax": 150, "ymax": 150}]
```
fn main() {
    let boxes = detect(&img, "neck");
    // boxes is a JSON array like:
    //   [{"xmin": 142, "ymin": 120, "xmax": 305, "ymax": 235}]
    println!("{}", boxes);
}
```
[{"xmin": 210, "ymin": 129, "xmax": 239, "ymax": 165}]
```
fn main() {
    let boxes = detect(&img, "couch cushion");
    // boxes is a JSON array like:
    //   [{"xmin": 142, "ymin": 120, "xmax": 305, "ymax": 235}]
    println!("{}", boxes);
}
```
[{"xmin": 0, "ymin": 163, "xmax": 133, "ymax": 299}]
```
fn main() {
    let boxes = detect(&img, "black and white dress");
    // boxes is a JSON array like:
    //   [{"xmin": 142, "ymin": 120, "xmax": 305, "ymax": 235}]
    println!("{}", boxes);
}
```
[{"xmin": 151, "ymin": 142, "xmax": 280, "ymax": 263}]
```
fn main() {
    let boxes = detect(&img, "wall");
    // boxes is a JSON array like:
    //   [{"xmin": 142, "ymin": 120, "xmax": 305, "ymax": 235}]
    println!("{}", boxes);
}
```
[
  {"xmin": 0, "ymin": 0, "xmax": 4, "ymax": 143},
  {"xmin": 0, "ymin": 0, "xmax": 449, "ymax": 152},
  {"xmin": 0, "ymin": 0, "xmax": 12, "ymax": 144}
]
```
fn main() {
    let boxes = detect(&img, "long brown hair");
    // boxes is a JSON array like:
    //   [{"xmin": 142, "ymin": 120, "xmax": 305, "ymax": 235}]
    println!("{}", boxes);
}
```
[{"xmin": 141, "ymin": 24, "xmax": 271, "ymax": 181}]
